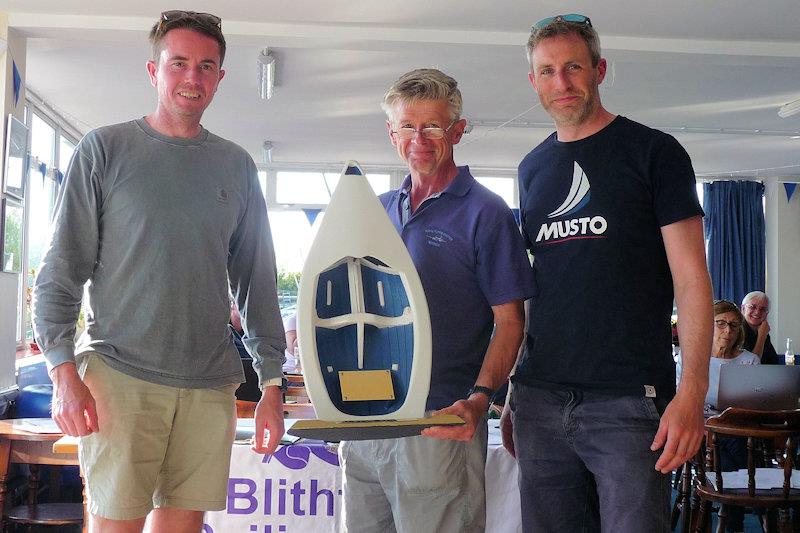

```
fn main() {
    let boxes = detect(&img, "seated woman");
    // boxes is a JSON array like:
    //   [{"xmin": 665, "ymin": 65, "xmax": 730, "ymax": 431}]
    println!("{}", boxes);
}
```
[
  {"xmin": 704, "ymin": 299, "xmax": 759, "ymax": 533},
  {"xmin": 676, "ymin": 299, "xmax": 759, "ymax": 408},
  {"xmin": 705, "ymin": 299, "xmax": 760, "ymax": 410}
]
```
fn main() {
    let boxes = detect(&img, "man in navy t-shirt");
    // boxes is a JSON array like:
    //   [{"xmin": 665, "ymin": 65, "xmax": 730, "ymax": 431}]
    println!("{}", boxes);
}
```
[
  {"xmin": 500, "ymin": 14, "xmax": 713, "ymax": 532},
  {"xmin": 339, "ymin": 68, "xmax": 536, "ymax": 533}
]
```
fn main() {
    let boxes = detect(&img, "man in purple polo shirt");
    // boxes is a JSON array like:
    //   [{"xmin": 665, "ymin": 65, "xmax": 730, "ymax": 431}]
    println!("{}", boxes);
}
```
[{"xmin": 338, "ymin": 68, "xmax": 536, "ymax": 532}]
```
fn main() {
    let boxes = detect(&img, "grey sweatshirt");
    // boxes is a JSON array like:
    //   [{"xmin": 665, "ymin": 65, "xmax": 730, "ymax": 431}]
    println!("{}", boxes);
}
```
[{"xmin": 32, "ymin": 118, "xmax": 285, "ymax": 388}]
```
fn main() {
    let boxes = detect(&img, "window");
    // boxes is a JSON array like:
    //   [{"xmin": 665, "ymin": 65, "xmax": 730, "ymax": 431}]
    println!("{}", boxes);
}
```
[
  {"xmin": 323, "ymin": 173, "xmax": 391, "ymax": 197},
  {"xmin": 269, "ymin": 210, "xmax": 323, "ymax": 273},
  {"xmin": 268, "ymin": 210, "xmax": 324, "ymax": 311},
  {"xmin": 475, "ymin": 176, "xmax": 517, "ymax": 207},
  {"xmin": 265, "ymin": 169, "xmax": 397, "ymax": 313},
  {"xmin": 15, "ymin": 105, "xmax": 79, "ymax": 358},
  {"xmin": 30, "ymin": 114, "xmax": 55, "ymax": 168},
  {"xmin": 276, "ymin": 172, "xmax": 333, "ymax": 205},
  {"xmin": 24, "ymin": 167, "xmax": 57, "ymax": 340},
  {"xmin": 59, "ymin": 137, "xmax": 76, "ymax": 172},
  {"xmin": 275, "ymin": 171, "xmax": 391, "ymax": 205},
  {"xmin": 264, "ymin": 170, "xmax": 522, "ymax": 313}
]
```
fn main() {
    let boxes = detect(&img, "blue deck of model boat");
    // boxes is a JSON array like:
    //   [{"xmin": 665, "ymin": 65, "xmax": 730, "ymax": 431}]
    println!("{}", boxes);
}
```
[
  {"xmin": 316, "ymin": 262, "xmax": 351, "ymax": 319},
  {"xmin": 360, "ymin": 263, "xmax": 409, "ymax": 317},
  {"xmin": 314, "ymin": 260, "xmax": 414, "ymax": 416},
  {"xmin": 316, "ymin": 324, "xmax": 412, "ymax": 415}
]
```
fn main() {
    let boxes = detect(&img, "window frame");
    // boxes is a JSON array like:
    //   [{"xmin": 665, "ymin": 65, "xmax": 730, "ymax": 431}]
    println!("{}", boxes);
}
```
[{"xmin": 15, "ymin": 101, "xmax": 80, "ymax": 349}]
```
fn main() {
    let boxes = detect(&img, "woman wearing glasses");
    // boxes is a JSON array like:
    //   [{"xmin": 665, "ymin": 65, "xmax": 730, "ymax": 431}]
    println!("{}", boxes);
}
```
[
  {"xmin": 676, "ymin": 300, "xmax": 759, "ymax": 408},
  {"xmin": 677, "ymin": 299, "xmax": 757, "ymax": 533},
  {"xmin": 704, "ymin": 300, "xmax": 760, "ymax": 407},
  {"xmin": 740, "ymin": 291, "xmax": 780, "ymax": 364}
]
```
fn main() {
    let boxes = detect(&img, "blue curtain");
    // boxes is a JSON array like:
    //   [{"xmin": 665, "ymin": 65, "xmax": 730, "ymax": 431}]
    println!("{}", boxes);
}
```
[{"xmin": 703, "ymin": 180, "xmax": 765, "ymax": 305}]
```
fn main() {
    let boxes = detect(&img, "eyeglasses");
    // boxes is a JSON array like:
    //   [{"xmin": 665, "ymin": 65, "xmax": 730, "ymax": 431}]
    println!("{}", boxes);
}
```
[
  {"xmin": 157, "ymin": 10, "xmax": 222, "ymax": 34},
  {"xmin": 532, "ymin": 14, "xmax": 592, "ymax": 32},
  {"xmin": 391, "ymin": 121, "xmax": 457, "ymax": 141},
  {"xmin": 744, "ymin": 303, "xmax": 769, "ymax": 314},
  {"xmin": 714, "ymin": 319, "xmax": 742, "ymax": 330}
]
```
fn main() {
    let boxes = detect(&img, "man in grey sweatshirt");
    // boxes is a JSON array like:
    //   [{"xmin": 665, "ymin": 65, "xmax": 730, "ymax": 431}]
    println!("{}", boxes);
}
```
[{"xmin": 32, "ymin": 11, "xmax": 286, "ymax": 533}]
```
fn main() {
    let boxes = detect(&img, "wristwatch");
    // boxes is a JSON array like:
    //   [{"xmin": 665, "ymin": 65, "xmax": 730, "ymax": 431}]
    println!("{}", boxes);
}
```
[{"xmin": 468, "ymin": 385, "xmax": 494, "ymax": 399}]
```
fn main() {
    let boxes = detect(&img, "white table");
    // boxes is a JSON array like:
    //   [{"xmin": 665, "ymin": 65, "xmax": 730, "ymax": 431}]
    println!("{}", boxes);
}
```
[{"xmin": 203, "ymin": 419, "xmax": 522, "ymax": 533}]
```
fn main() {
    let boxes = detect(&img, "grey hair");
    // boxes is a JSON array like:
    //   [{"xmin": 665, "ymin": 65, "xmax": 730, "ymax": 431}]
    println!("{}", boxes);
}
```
[
  {"xmin": 381, "ymin": 68, "xmax": 463, "ymax": 123},
  {"xmin": 526, "ymin": 19, "xmax": 601, "ymax": 70},
  {"xmin": 742, "ymin": 291, "xmax": 770, "ymax": 307}
]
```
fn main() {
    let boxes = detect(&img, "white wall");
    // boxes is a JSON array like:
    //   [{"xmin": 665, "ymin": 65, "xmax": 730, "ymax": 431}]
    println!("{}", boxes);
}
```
[
  {"xmin": 1, "ymin": 17, "xmax": 26, "ymax": 126},
  {"xmin": 0, "ymin": 272, "xmax": 18, "ymax": 390},
  {"xmin": 1, "ymin": 19, "xmax": 26, "ymax": 389},
  {"xmin": 765, "ymin": 178, "xmax": 800, "ymax": 354}
]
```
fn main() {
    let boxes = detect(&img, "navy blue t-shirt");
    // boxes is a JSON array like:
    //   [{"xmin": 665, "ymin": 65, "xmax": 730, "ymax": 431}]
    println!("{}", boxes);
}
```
[
  {"xmin": 514, "ymin": 116, "xmax": 703, "ymax": 399},
  {"xmin": 381, "ymin": 166, "xmax": 536, "ymax": 410}
]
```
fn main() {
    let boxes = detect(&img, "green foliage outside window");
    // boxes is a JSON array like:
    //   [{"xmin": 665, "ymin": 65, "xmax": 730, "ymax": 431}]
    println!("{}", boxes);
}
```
[
  {"xmin": 2, "ymin": 203, "xmax": 23, "ymax": 273},
  {"xmin": 277, "ymin": 270, "xmax": 300, "ymax": 293},
  {"xmin": 277, "ymin": 270, "xmax": 300, "ymax": 311}
]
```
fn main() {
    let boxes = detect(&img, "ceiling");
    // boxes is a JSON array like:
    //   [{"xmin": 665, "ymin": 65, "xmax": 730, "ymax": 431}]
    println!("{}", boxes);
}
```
[{"xmin": 3, "ymin": 0, "xmax": 800, "ymax": 177}]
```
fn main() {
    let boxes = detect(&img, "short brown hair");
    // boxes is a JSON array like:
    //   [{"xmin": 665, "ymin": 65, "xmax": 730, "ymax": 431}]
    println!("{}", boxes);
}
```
[
  {"xmin": 526, "ymin": 19, "xmax": 601, "ymax": 70},
  {"xmin": 149, "ymin": 11, "xmax": 226, "ymax": 66}
]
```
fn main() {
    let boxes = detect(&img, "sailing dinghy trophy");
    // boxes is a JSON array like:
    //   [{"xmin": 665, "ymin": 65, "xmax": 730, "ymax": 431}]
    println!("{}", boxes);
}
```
[{"xmin": 288, "ymin": 161, "xmax": 463, "ymax": 440}]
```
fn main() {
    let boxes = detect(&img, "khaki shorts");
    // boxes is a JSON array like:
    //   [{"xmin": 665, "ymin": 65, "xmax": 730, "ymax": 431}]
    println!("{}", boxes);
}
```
[{"xmin": 78, "ymin": 354, "xmax": 237, "ymax": 520}]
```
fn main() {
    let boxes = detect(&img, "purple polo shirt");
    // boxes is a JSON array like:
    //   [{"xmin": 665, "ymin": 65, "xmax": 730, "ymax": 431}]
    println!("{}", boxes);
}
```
[{"xmin": 380, "ymin": 166, "xmax": 536, "ymax": 410}]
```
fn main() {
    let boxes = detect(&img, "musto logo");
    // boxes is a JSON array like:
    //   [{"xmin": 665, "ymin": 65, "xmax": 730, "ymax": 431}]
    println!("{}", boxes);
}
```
[
  {"xmin": 536, "ymin": 161, "xmax": 607, "ymax": 244},
  {"xmin": 536, "ymin": 216, "xmax": 607, "ymax": 243}
]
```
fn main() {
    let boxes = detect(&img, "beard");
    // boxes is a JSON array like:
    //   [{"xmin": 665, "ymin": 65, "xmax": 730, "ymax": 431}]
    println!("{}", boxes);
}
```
[{"xmin": 541, "ymin": 88, "xmax": 599, "ymax": 128}]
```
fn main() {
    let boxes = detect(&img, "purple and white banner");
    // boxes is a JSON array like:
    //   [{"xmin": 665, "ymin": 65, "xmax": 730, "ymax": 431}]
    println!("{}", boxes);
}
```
[
  {"xmin": 204, "ymin": 443, "xmax": 342, "ymax": 533},
  {"xmin": 204, "ymin": 420, "xmax": 522, "ymax": 533}
]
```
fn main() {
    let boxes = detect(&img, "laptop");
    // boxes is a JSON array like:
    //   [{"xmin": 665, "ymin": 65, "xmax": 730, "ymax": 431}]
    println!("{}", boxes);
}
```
[{"xmin": 716, "ymin": 364, "xmax": 800, "ymax": 411}]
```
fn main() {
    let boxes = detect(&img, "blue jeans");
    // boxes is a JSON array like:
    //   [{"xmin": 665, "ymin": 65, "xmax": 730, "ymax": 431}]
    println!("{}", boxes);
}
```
[{"xmin": 511, "ymin": 384, "xmax": 671, "ymax": 533}]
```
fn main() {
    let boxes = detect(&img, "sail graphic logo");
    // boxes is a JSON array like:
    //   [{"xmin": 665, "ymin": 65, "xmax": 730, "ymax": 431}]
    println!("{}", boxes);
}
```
[{"xmin": 535, "ymin": 161, "xmax": 608, "ymax": 244}]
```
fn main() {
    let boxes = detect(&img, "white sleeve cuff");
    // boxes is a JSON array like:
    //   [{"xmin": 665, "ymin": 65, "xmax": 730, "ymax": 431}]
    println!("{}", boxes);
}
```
[{"xmin": 262, "ymin": 377, "xmax": 284, "ymax": 389}]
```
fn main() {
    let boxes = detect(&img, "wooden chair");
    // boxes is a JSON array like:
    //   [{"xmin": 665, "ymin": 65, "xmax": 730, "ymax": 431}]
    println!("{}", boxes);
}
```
[
  {"xmin": 5, "ymin": 465, "xmax": 83, "ymax": 532},
  {"xmin": 693, "ymin": 408, "xmax": 800, "ymax": 532},
  {"xmin": 285, "ymin": 374, "xmax": 308, "ymax": 403},
  {"xmin": 283, "ymin": 374, "xmax": 314, "ymax": 419},
  {"xmin": 236, "ymin": 400, "xmax": 257, "ymax": 418},
  {"xmin": 672, "ymin": 459, "xmax": 699, "ymax": 532}
]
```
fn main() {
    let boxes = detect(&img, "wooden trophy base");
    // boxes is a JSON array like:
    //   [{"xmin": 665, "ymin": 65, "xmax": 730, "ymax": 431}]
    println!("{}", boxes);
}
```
[{"xmin": 287, "ymin": 414, "xmax": 464, "ymax": 441}]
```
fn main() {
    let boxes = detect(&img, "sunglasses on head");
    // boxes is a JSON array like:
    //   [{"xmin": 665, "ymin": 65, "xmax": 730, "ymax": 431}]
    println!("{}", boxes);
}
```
[
  {"xmin": 157, "ymin": 10, "xmax": 222, "ymax": 32},
  {"xmin": 532, "ymin": 13, "xmax": 592, "ymax": 32}
]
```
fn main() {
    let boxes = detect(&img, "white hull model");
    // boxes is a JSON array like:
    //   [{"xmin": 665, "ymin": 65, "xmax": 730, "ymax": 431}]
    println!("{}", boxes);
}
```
[{"xmin": 296, "ymin": 161, "xmax": 432, "ymax": 422}]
